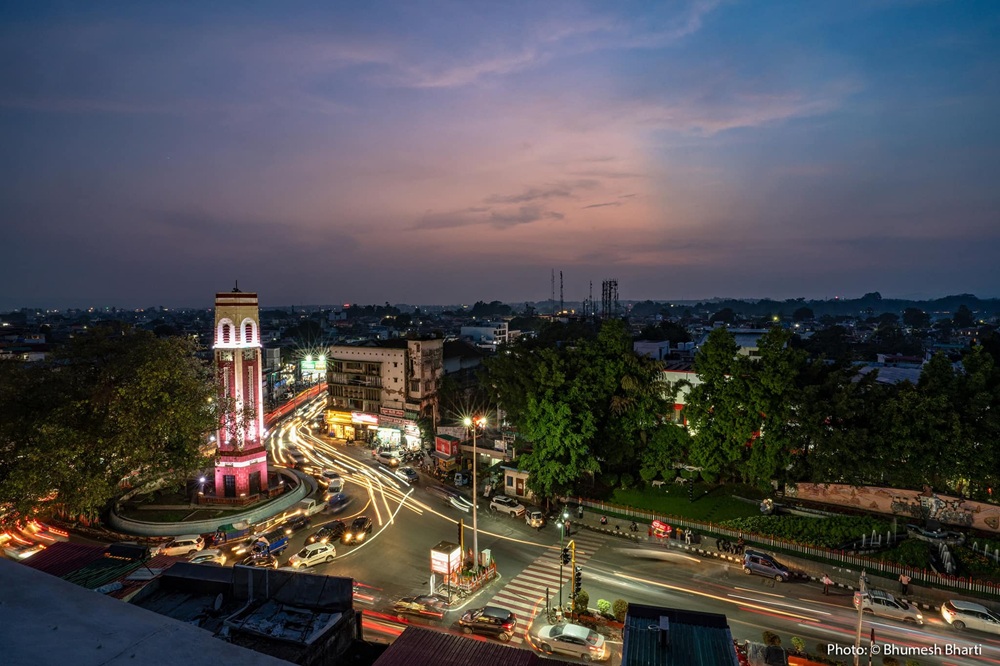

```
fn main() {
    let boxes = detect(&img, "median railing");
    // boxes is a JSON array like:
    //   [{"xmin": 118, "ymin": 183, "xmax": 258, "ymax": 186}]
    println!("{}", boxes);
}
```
[{"xmin": 575, "ymin": 497, "xmax": 1000, "ymax": 598}]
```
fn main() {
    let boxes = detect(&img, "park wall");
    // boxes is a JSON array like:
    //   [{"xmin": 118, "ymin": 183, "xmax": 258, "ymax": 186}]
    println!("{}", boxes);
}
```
[{"xmin": 786, "ymin": 483, "xmax": 1000, "ymax": 535}]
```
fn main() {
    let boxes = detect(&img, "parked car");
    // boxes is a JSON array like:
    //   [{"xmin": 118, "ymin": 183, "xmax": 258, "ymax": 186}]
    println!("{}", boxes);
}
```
[
  {"xmin": 526, "ymin": 510, "xmax": 546, "ymax": 529},
  {"xmin": 154, "ymin": 535, "xmax": 205, "ymax": 557},
  {"xmin": 188, "ymin": 548, "xmax": 227, "ymax": 566},
  {"xmin": 490, "ymin": 495, "xmax": 526, "ymax": 517},
  {"xmin": 395, "ymin": 466, "xmax": 419, "ymax": 484},
  {"xmin": 941, "ymin": 600, "xmax": 1000, "ymax": 634},
  {"xmin": 376, "ymin": 450, "xmax": 402, "ymax": 467},
  {"xmin": 288, "ymin": 543, "xmax": 336, "ymax": 568},
  {"xmin": 239, "ymin": 554, "xmax": 279, "ymax": 569},
  {"xmin": 536, "ymin": 622, "xmax": 609, "ymax": 661},
  {"xmin": 342, "ymin": 516, "xmax": 373, "ymax": 544},
  {"xmin": 854, "ymin": 589, "xmax": 924, "ymax": 625},
  {"xmin": 393, "ymin": 594, "xmax": 448, "ymax": 620},
  {"xmin": 459, "ymin": 606, "xmax": 517, "ymax": 641},
  {"xmin": 308, "ymin": 520, "xmax": 346, "ymax": 544},
  {"xmin": 742, "ymin": 550, "xmax": 792, "ymax": 582}
]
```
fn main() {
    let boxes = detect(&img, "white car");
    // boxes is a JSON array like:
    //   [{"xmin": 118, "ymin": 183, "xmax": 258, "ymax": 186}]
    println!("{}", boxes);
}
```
[
  {"xmin": 321, "ymin": 470, "xmax": 344, "ymax": 493},
  {"xmin": 3, "ymin": 543, "xmax": 46, "ymax": 560},
  {"xmin": 376, "ymin": 450, "xmax": 402, "ymax": 467},
  {"xmin": 288, "ymin": 543, "xmax": 337, "ymax": 568},
  {"xmin": 154, "ymin": 535, "xmax": 205, "ymax": 557},
  {"xmin": 942, "ymin": 600, "xmax": 1000, "ymax": 635},
  {"xmin": 188, "ymin": 549, "xmax": 227, "ymax": 566},
  {"xmin": 490, "ymin": 495, "xmax": 526, "ymax": 517},
  {"xmin": 536, "ymin": 623, "xmax": 609, "ymax": 661},
  {"xmin": 395, "ymin": 466, "xmax": 419, "ymax": 484}
]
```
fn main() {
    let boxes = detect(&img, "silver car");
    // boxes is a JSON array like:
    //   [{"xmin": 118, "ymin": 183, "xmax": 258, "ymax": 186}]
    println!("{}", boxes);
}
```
[
  {"xmin": 536, "ymin": 623, "xmax": 609, "ymax": 661},
  {"xmin": 854, "ymin": 589, "xmax": 924, "ymax": 625}
]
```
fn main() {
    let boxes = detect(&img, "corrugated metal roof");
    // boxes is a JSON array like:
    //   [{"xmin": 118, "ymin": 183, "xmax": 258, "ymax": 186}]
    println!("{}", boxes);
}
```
[
  {"xmin": 622, "ymin": 604, "xmax": 740, "ymax": 666},
  {"xmin": 20, "ymin": 541, "xmax": 180, "ymax": 596},
  {"xmin": 20, "ymin": 542, "xmax": 106, "ymax": 578},
  {"xmin": 375, "ymin": 627, "xmax": 566, "ymax": 666}
]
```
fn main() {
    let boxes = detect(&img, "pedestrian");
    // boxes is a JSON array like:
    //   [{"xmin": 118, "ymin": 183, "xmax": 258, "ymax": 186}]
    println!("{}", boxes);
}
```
[
  {"xmin": 821, "ymin": 574, "xmax": 833, "ymax": 595},
  {"xmin": 600, "ymin": 515, "xmax": 608, "ymax": 526},
  {"xmin": 899, "ymin": 573, "xmax": 911, "ymax": 596},
  {"xmin": 630, "ymin": 521, "xmax": 637, "ymax": 533},
  {"xmin": 578, "ymin": 505, "xmax": 584, "ymax": 520},
  {"xmin": 685, "ymin": 530, "xmax": 692, "ymax": 545}
]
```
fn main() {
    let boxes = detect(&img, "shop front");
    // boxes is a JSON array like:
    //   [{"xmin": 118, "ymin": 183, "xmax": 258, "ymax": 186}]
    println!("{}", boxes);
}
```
[
  {"xmin": 325, "ymin": 410, "xmax": 379, "ymax": 443},
  {"xmin": 377, "ymin": 407, "xmax": 423, "ymax": 451}
]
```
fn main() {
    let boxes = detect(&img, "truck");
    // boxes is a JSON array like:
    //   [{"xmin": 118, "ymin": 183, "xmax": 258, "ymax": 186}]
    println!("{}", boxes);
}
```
[
  {"xmin": 232, "ymin": 528, "xmax": 290, "ymax": 557},
  {"xmin": 296, "ymin": 498, "xmax": 326, "ymax": 517}
]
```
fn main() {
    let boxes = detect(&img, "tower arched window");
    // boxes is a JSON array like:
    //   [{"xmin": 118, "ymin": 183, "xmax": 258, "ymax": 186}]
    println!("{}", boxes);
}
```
[
  {"xmin": 222, "ymin": 324, "xmax": 231, "ymax": 344},
  {"xmin": 245, "ymin": 323, "xmax": 254, "ymax": 344}
]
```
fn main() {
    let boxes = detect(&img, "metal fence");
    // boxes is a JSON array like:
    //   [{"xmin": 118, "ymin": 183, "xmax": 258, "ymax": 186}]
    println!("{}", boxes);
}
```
[{"xmin": 576, "ymin": 497, "xmax": 1000, "ymax": 597}]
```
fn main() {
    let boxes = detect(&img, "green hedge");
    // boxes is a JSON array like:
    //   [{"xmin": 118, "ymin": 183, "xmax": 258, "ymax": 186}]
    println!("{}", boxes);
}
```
[{"xmin": 720, "ymin": 515, "xmax": 892, "ymax": 549}]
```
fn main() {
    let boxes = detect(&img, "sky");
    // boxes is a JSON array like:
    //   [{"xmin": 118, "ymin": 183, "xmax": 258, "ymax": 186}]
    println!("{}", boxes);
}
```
[{"xmin": 1, "ymin": 1, "xmax": 999, "ymax": 310}]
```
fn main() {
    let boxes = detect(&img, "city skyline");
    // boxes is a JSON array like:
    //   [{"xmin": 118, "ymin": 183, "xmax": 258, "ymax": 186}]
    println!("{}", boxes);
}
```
[{"xmin": 2, "ymin": 1, "xmax": 999, "ymax": 310}]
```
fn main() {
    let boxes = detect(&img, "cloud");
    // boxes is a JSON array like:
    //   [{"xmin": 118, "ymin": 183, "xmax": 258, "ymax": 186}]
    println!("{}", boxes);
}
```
[
  {"xmin": 412, "ymin": 205, "xmax": 564, "ymax": 231},
  {"xmin": 484, "ymin": 180, "xmax": 598, "ymax": 204},
  {"xmin": 582, "ymin": 201, "xmax": 622, "ymax": 209}
]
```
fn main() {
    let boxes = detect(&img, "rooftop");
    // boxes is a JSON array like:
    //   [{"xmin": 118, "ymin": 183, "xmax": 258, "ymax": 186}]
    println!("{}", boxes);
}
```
[{"xmin": 621, "ymin": 603, "xmax": 739, "ymax": 666}]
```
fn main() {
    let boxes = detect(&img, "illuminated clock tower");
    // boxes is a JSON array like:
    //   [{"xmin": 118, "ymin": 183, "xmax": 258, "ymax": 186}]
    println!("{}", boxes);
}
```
[{"xmin": 213, "ymin": 287, "xmax": 269, "ymax": 499}]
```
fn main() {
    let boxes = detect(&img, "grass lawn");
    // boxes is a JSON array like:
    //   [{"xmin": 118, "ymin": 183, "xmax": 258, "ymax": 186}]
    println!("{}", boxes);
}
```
[{"xmin": 607, "ymin": 484, "xmax": 763, "ymax": 523}]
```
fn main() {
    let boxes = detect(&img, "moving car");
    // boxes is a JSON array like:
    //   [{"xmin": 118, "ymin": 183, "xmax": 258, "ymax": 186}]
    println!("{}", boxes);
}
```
[
  {"xmin": 376, "ymin": 450, "xmax": 402, "ymax": 467},
  {"xmin": 3, "ymin": 543, "xmax": 46, "ymax": 560},
  {"xmin": 393, "ymin": 594, "xmax": 448, "ymax": 620},
  {"xmin": 941, "ymin": 600, "xmax": 1000, "ymax": 634},
  {"xmin": 854, "ymin": 589, "xmax": 924, "ymax": 624},
  {"xmin": 742, "ymin": 550, "xmax": 792, "ymax": 582},
  {"xmin": 308, "ymin": 520, "xmax": 346, "ymax": 544},
  {"xmin": 535, "ymin": 623, "xmax": 608, "ymax": 661},
  {"xmin": 526, "ymin": 510, "xmax": 545, "ymax": 529},
  {"xmin": 239, "ymin": 553, "xmax": 279, "ymax": 569},
  {"xmin": 395, "ymin": 466, "xmax": 419, "ymax": 484},
  {"xmin": 288, "ymin": 543, "xmax": 336, "ymax": 568},
  {"xmin": 490, "ymin": 495, "xmax": 526, "ymax": 517},
  {"xmin": 325, "ymin": 492, "xmax": 351, "ymax": 513},
  {"xmin": 342, "ymin": 516, "xmax": 373, "ymax": 544},
  {"xmin": 459, "ymin": 606, "xmax": 517, "ymax": 641},
  {"xmin": 153, "ymin": 535, "xmax": 205, "ymax": 557},
  {"xmin": 188, "ymin": 548, "xmax": 227, "ymax": 566},
  {"xmin": 282, "ymin": 514, "xmax": 312, "ymax": 535},
  {"xmin": 321, "ymin": 470, "xmax": 344, "ymax": 493}
]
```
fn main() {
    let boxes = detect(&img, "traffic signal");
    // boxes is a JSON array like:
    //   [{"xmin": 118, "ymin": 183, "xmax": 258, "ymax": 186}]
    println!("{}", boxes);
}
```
[
  {"xmin": 561, "ymin": 547, "xmax": 570, "ymax": 565},
  {"xmin": 574, "ymin": 566, "xmax": 583, "ymax": 595}
]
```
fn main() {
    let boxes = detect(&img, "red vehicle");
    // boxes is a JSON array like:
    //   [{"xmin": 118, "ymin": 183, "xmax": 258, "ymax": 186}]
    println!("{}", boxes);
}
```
[{"xmin": 651, "ymin": 520, "xmax": 672, "ymax": 539}]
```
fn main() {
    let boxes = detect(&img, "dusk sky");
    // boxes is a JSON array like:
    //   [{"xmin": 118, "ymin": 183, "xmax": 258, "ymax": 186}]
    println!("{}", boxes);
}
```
[{"xmin": 2, "ymin": 1, "xmax": 999, "ymax": 310}]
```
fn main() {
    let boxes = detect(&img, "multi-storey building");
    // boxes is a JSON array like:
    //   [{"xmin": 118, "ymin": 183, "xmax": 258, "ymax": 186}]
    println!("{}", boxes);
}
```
[
  {"xmin": 324, "ymin": 337, "xmax": 443, "ymax": 448},
  {"xmin": 460, "ymin": 321, "xmax": 508, "ymax": 352}
]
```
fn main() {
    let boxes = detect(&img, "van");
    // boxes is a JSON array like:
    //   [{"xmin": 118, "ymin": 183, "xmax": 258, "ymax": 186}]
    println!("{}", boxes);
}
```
[
  {"xmin": 742, "ymin": 550, "xmax": 792, "ymax": 582},
  {"xmin": 854, "ymin": 589, "xmax": 924, "ymax": 625}
]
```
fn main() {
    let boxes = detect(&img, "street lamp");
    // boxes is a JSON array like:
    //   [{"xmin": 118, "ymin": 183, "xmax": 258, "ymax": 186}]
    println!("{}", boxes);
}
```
[{"xmin": 463, "ymin": 415, "xmax": 486, "ymax": 572}]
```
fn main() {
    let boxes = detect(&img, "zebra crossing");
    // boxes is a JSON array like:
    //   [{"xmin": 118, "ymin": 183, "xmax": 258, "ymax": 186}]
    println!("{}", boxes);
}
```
[{"xmin": 486, "ymin": 530, "xmax": 605, "ymax": 644}]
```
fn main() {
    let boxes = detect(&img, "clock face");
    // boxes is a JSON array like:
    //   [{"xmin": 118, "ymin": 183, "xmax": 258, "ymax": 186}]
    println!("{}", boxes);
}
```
[{"xmin": 219, "ymin": 351, "xmax": 234, "ymax": 362}]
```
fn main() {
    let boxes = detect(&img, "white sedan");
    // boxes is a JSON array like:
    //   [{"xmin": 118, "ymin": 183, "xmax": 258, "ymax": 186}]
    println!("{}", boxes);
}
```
[
  {"xmin": 288, "ymin": 543, "xmax": 337, "ymax": 568},
  {"xmin": 188, "ymin": 549, "xmax": 227, "ymax": 566}
]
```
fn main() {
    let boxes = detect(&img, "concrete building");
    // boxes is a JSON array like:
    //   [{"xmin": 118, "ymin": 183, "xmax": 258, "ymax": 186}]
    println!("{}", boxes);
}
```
[
  {"xmin": 460, "ymin": 321, "xmax": 508, "ymax": 352},
  {"xmin": 325, "ymin": 338, "xmax": 443, "ymax": 448}
]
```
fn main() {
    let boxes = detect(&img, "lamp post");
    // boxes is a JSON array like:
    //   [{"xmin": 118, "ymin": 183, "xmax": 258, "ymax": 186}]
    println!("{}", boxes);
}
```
[{"xmin": 463, "ymin": 415, "xmax": 486, "ymax": 572}]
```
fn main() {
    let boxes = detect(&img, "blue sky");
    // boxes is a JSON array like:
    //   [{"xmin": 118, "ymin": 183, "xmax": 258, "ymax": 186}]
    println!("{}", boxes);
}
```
[{"xmin": 1, "ymin": 0, "xmax": 998, "ymax": 308}]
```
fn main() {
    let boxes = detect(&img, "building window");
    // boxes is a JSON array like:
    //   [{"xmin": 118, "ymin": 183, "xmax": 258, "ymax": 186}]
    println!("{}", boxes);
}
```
[
  {"xmin": 506, "ymin": 476, "xmax": 513, "ymax": 487},
  {"xmin": 222, "ymin": 324, "xmax": 231, "ymax": 344},
  {"xmin": 245, "ymin": 323, "xmax": 254, "ymax": 344}
]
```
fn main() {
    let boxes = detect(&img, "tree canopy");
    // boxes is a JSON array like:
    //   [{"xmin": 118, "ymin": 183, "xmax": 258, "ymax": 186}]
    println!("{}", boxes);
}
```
[{"xmin": 0, "ymin": 328, "xmax": 216, "ymax": 525}]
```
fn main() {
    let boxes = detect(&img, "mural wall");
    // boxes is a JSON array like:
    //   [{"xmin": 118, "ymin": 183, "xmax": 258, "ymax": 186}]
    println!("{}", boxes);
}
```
[{"xmin": 786, "ymin": 483, "xmax": 1000, "ymax": 535}]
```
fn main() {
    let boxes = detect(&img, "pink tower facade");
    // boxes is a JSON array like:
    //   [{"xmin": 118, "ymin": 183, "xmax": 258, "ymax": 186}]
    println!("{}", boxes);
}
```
[{"xmin": 213, "ymin": 289, "xmax": 269, "ymax": 498}]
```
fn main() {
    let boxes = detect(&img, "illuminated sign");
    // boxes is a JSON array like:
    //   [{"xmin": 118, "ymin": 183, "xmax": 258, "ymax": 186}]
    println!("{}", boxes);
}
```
[
  {"xmin": 352, "ymin": 412, "xmax": 378, "ymax": 425},
  {"xmin": 380, "ymin": 407, "xmax": 405, "ymax": 418},
  {"xmin": 430, "ymin": 542, "xmax": 462, "ymax": 575}
]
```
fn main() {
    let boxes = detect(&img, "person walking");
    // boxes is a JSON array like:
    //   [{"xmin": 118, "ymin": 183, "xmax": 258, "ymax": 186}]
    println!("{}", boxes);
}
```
[
  {"xmin": 899, "ymin": 573, "xmax": 911, "ymax": 596},
  {"xmin": 577, "ymin": 505, "xmax": 584, "ymax": 520},
  {"xmin": 821, "ymin": 574, "xmax": 833, "ymax": 595},
  {"xmin": 630, "ymin": 520, "xmax": 638, "ymax": 533}
]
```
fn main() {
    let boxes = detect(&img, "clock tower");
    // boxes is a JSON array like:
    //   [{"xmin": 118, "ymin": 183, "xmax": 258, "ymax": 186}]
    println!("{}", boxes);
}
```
[{"xmin": 213, "ymin": 287, "xmax": 269, "ymax": 499}]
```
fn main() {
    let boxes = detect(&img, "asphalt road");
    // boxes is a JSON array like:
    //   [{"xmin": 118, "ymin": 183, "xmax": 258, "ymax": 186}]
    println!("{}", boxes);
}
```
[{"xmin": 65, "ymin": 400, "xmax": 967, "ymax": 665}]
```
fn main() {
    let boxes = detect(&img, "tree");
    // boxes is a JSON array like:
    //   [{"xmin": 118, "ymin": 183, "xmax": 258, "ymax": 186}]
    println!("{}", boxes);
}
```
[
  {"xmin": 709, "ymin": 308, "xmax": 736, "ymax": 325},
  {"xmin": 0, "ymin": 328, "xmax": 216, "ymax": 525},
  {"xmin": 953, "ymin": 304, "xmax": 975, "ymax": 328},
  {"xmin": 902, "ymin": 308, "xmax": 930, "ymax": 329},
  {"xmin": 792, "ymin": 306, "xmax": 814, "ymax": 322}
]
